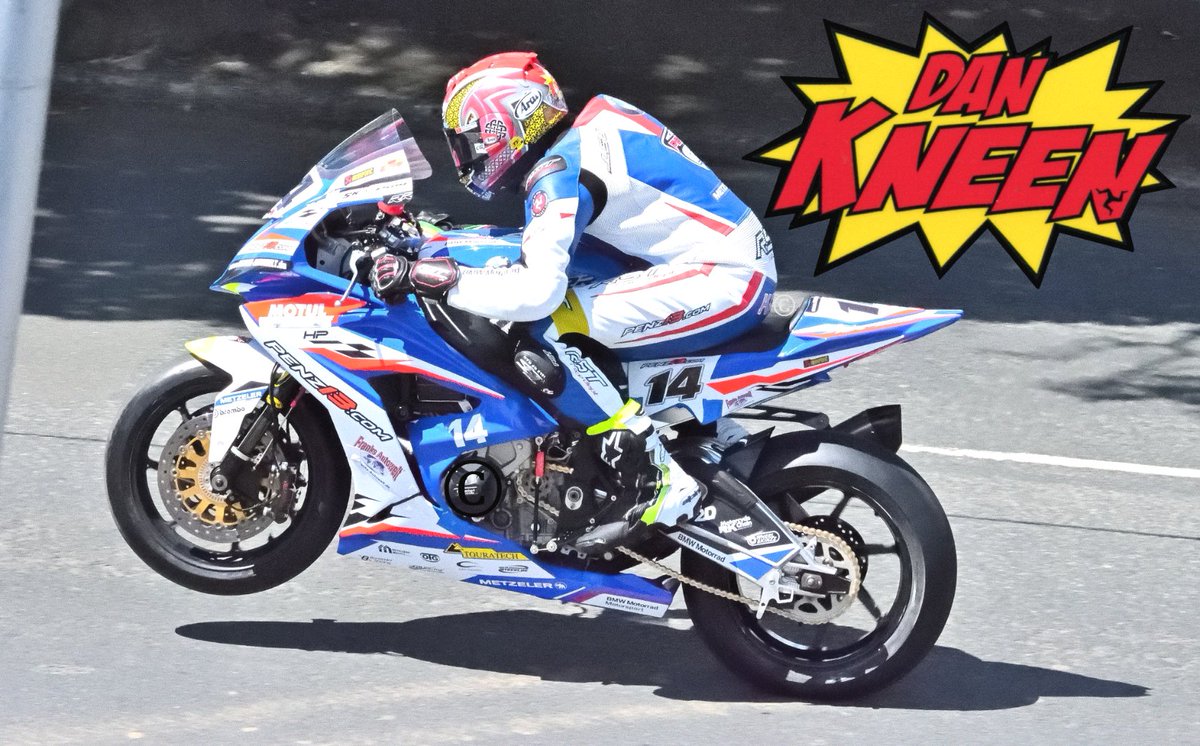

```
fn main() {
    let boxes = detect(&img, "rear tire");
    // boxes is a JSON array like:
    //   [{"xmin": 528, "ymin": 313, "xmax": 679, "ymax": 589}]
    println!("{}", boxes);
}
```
[
  {"xmin": 106, "ymin": 360, "xmax": 351, "ymax": 595},
  {"xmin": 682, "ymin": 443, "xmax": 956, "ymax": 699}
]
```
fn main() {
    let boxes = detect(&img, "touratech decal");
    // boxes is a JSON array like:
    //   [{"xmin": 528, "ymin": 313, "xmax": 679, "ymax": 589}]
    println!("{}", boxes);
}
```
[
  {"xmin": 444, "ymin": 542, "xmax": 527, "ymax": 562},
  {"xmin": 749, "ymin": 17, "xmax": 1185, "ymax": 286},
  {"xmin": 263, "ymin": 340, "xmax": 393, "ymax": 441}
]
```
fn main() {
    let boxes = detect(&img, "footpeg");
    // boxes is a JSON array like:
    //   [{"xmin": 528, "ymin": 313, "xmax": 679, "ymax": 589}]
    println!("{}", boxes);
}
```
[{"xmin": 755, "ymin": 568, "xmax": 784, "ymax": 619}]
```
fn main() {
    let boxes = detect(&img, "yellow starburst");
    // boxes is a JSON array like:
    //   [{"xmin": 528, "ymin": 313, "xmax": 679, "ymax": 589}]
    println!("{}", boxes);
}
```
[{"xmin": 749, "ymin": 17, "xmax": 1184, "ymax": 286}]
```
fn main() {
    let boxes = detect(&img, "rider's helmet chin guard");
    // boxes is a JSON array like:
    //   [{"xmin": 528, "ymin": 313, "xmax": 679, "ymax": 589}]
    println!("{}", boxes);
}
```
[{"xmin": 442, "ymin": 51, "xmax": 568, "ymax": 200}]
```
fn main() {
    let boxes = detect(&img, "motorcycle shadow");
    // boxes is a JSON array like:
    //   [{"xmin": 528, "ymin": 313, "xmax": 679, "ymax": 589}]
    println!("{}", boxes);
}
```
[{"xmin": 176, "ymin": 609, "xmax": 1147, "ymax": 709}]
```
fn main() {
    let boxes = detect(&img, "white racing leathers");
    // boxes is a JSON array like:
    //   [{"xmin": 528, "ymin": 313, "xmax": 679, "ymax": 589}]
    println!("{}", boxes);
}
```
[{"xmin": 445, "ymin": 95, "xmax": 778, "ymax": 529}]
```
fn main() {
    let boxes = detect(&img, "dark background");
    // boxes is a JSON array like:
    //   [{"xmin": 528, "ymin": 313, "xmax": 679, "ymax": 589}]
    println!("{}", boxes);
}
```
[{"xmin": 35, "ymin": 0, "xmax": 1198, "ymax": 326}]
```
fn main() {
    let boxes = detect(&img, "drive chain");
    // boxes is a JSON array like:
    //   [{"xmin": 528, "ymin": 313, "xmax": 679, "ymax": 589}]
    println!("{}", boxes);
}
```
[{"xmin": 618, "ymin": 523, "xmax": 862, "ymax": 624}]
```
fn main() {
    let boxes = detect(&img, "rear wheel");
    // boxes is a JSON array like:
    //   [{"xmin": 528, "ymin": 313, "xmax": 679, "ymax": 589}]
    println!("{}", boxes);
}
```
[
  {"xmin": 682, "ymin": 448, "xmax": 956, "ymax": 699},
  {"xmin": 106, "ymin": 360, "xmax": 350, "ymax": 594}
]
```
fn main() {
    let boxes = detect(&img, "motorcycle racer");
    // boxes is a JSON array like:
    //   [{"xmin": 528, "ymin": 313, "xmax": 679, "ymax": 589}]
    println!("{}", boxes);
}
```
[{"xmin": 371, "ymin": 52, "xmax": 777, "ymax": 552}]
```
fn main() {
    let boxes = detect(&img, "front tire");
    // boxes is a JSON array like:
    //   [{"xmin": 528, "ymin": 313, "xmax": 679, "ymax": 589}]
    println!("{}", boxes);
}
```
[
  {"xmin": 106, "ymin": 360, "xmax": 351, "ymax": 595},
  {"xmin": 682, "ymin": 440, "xmax": 956, "ymax": 699}
]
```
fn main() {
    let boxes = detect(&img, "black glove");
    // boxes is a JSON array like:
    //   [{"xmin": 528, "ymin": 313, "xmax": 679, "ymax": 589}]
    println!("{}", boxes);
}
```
[
  {"xmin": 408, "ymin": 257, "xmax": 460, "ymax": 301},
  {"xmin": 369, "ymin": 253, "xmax": 410, "ymax": 304}
]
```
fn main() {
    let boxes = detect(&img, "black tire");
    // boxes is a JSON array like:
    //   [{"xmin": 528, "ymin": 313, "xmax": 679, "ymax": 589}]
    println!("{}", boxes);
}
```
[
  {"xmin": 106, "ymin": 360, "xmax": 351, "ymax": 595},
  {"xmin": 682, "ymin": 438, "xmax": 956, "ymax": 699}
]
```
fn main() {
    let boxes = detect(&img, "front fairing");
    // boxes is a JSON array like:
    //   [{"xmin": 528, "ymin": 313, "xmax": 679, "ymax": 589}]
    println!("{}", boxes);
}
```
[{"xmin": 213, "ymin": 110, "xmax": 432, "ymax": 295}]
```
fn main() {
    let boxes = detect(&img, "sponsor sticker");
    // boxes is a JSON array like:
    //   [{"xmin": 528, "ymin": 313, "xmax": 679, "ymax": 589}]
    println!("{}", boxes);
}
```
[
  {"xmin": 511, "ymin": 89, "xmax": 543, "ymax": 120},
  {"xmin": 444, "ymin": 542, "xmax": 528, "ymax": 562},
  {"xmin": 477, "ymin": 578, "xmax": 567, "ymax": 590},
  {"xmin": 719, "ymin": 516, "xmax": 753, "ymax": 534},
  {"xmin": 747, "ymin": 530, "xmax": 781, "ymax": 547}
]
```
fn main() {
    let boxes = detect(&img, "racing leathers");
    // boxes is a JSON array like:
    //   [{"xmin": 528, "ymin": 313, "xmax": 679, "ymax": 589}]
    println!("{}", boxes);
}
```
[{"xmin": 444, "ymin": 95, "xmax": 778, "ymax": 546}]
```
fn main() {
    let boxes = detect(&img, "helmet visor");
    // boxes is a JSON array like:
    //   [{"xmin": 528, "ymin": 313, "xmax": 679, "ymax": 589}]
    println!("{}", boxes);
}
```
[{"xmin": 444, "ymin": 124, "xmax": 486, "ymax": 173}]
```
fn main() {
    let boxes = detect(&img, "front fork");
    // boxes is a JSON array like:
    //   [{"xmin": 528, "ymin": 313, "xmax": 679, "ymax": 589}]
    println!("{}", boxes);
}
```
[{"xmin": 210, "ymin": 372, "xmax": 299, "ymax": 496}]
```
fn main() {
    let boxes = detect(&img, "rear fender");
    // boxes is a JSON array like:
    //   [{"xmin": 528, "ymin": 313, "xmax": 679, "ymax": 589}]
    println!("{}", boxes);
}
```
[
  {"xmin": 184, "ymin": 336, "xmax": 277, "ymax": 462},
  {"xmin": 725, "ymin": 423, "xmax": 926, "ymax": 499}
]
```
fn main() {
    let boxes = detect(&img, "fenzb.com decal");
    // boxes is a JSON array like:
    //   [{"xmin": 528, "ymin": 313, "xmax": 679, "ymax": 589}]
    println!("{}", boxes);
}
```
[
  {"xmin": 264, "ymin": 341, "xmax": 392, "ymax": 441},
  {"xmin": 621, "ymin": 305, "xmax": 710, "ymax": 337}
]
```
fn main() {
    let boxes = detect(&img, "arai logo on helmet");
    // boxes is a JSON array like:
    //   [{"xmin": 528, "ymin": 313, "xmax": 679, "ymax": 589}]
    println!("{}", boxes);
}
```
[{"xmin": 511, "ymin": 89, "xmax": 542, "ymax": 120}]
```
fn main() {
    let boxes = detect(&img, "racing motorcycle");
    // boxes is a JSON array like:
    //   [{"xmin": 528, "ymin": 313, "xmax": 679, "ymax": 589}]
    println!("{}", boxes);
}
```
[{"xmin": 107, "ymin": 110, "xmax": 961, "ymax": 699}]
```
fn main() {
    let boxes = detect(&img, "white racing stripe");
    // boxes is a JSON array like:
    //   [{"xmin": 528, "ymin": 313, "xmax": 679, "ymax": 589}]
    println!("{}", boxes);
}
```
[{"xmin": 902, "ymin": 444, "xmax": 1200, "ymax": 480}]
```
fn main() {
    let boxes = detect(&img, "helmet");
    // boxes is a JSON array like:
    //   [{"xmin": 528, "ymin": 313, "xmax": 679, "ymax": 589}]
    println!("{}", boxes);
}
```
[{"xmin": 442, "ymin": 52, "xmax": 568, "ymax": 200}]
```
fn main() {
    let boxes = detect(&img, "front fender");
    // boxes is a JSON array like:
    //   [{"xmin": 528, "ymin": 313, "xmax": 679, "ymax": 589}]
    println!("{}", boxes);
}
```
[{"xmin": 184, "ymin": 336, "xmax": 275, "ymax": 383}]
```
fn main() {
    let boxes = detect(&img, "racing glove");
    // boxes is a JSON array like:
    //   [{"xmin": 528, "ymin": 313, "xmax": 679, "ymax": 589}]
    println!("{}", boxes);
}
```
[
  {"xmin": 369, "ymin": 255, "xmax": 461, "ymax": 304},
  {"xmin": 408, "ymin": 257, "xmax": 460, "ymax": 301},
  {"xmin": 369, "ymin": 253, "xmax": 409, "ymax": 304}
]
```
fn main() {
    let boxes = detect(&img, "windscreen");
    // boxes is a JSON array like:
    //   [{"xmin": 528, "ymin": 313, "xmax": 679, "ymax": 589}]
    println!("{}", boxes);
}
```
[
  {"xmin": 265, "ymin": 110, "xmax": 432, "ymax": 218},
  {"xmin": 317, "ymin": 109, "xmax": 432, "ymax": 179}
]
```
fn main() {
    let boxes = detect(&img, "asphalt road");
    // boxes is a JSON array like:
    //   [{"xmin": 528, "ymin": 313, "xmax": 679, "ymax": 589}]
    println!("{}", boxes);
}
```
[
  {"xmin": 3, "ymin": 309, "xmax": 1198, "ymax": 744},
  {"xmin": 4, "ymin": 50, "xmax": 1200, "ymax": 744}
]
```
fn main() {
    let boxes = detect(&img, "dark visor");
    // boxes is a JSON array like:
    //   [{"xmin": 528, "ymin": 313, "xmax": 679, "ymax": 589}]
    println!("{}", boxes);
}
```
[{"xmin": 444, "ymin": 125, "xmax": 486, "ymax": 171}]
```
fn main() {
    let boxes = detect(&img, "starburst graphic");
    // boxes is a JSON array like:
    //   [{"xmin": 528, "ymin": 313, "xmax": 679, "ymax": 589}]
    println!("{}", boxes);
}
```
[{"xmin": 748, "ymin": 17, "xmax": 1185, "ymax": 285}]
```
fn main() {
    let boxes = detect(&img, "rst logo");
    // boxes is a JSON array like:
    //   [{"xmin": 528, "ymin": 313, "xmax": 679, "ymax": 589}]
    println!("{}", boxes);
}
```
[{"xmin": 264, "ymin": 340, "xmax": 393, "ymax": 442}]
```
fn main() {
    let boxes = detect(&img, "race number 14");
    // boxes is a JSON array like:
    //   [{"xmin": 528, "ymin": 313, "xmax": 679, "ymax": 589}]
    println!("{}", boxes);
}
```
[
  {"xmin": 449, "ymin": 413, "xmax": 489, "ymax": 448},
  {"xmin": 644, "ymin": 365, "xmax": 703, "ymax": 405}
]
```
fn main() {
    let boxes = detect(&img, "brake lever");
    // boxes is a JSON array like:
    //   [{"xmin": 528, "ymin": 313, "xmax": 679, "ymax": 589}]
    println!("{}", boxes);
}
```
[{"xmin": 338, "ymin": 248, "xmax": 373, "ymax": 306}]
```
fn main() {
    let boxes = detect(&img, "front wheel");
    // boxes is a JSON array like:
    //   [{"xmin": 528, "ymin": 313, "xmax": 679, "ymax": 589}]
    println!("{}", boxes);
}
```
[
  {"xmin": 106, "ymin": 360, "xmax": 351, "ymax": 594},
  {"xmin": 682, "ymin": 442, "xmax": 956, "ymax": 699}
]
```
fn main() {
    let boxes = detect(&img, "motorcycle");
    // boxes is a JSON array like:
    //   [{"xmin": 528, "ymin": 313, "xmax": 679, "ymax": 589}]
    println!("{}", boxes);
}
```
[{"xmin": 107, "ymin": 110, "xmax": 961, "ymax": 699}]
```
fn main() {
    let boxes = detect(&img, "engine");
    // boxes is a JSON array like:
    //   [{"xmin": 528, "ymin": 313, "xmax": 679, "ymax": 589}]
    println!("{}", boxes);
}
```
[{"xmin": 440, "ymin": 432, "xmax": 645, "ymax": 554}]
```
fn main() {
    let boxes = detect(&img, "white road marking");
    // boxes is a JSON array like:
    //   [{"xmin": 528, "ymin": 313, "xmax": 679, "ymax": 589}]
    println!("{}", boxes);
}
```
[{"xmin": 902, "ymin": 444, "xmax": 1200, "ymax": 480}]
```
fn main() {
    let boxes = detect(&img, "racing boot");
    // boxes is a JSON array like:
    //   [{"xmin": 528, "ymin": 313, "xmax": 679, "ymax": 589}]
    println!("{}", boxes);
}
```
[{"xmin": 574, "ymin": 400, "xmax": 706, "ymax": 555}]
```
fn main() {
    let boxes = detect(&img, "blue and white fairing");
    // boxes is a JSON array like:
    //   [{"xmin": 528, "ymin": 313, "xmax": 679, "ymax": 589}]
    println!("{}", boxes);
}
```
[
  {"xmin": 195, "ymin": 109, "xmax": 960, "ymax": 619},
  {"xmin": 198, "ymin": 110, "xmax": 677, "ymax": 616}
]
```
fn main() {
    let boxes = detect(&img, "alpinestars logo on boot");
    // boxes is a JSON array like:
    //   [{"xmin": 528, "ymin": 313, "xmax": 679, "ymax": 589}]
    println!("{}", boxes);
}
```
[{"xmin": 748, "ymin": 17, "xmax": 1185, "ymax": 285}]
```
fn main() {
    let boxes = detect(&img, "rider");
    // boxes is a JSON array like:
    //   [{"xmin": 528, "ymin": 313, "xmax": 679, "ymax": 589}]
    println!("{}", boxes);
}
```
[{"xmin": 370, "ymin": 52, "xmax": 777, "ymax": 552}]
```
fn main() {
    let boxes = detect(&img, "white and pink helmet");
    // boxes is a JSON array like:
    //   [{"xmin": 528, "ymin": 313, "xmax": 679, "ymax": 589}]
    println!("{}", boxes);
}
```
[{"xmin": 442, "ymin": 52, "xmax": 568, "ymax": 199}]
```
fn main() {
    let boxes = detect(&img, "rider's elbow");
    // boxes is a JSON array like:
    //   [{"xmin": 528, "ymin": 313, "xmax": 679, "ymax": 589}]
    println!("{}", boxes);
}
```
[{"xmin": 508, "ymin": 278, "xmax": 567, "ymax": 322}]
